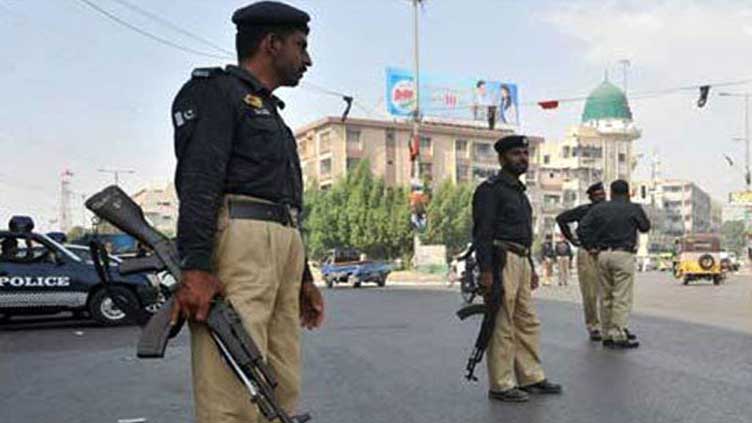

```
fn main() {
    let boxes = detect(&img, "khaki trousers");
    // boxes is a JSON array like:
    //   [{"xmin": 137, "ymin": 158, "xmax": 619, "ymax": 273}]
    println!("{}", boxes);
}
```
[
  {"xmin": 577, "ymin": 249, "xmax": 601, "ymax": 331},
  {"xmin": 190, "ymin": 199, "xmax": 305, "ymax": 423},
  {"xmin": 556, "ymin": 257, "xmax": 570, "ymax": 286},
  {"xmin": 487, "ymin": 253, "xmax": 546, "ymax": 391},
  {"xmin": 596, "ymin": 251, "xmax": 635, "ymax": 342}
]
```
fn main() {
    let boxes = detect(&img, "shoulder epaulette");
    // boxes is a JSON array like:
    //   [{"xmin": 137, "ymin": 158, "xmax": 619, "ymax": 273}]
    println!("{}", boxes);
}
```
[{"xmin": 191, "ymin": 67, "xmax": 225, "ymax": 79}]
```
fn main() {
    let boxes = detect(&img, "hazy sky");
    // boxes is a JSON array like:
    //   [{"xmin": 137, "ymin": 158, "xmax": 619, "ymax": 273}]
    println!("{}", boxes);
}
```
[{"xmin": 1, "ymin": 0, "xmax": 751, "ymax": 231}]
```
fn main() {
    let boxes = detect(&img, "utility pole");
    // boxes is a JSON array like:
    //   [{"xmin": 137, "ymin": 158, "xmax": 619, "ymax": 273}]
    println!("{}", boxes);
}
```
[
  {"xmin": 408, "ymin": 0, "xmax": 425, "ymax": 260},
  {"xmin": 719, "ymin": 92, "xmax": 751, "ymax": 191},
  {"xmin": 411, "ymin": 0, "xmax": 423, "ymax": 184},
  {"xmin": 97, "ymin": 168, "xmax": 135, "ymax": 186},
  {"xmin": 59, "ymin": 169, "xmax": 74, "ymax": 233}
]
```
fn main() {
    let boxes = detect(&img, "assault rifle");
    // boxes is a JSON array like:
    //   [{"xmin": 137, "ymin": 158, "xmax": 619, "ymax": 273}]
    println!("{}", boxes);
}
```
[
  {"xmin": 455, "ymin": 249, "xmax": 506, "ymax": 381},
  {"xmin": 86, "ymin": 185, "xmax": 310, "ymax": 423}
]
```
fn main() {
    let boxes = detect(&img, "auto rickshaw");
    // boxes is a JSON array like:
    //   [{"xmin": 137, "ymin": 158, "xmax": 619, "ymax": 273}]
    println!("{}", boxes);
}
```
[{"xmin": 673, "ymin": 234, "xmax": 725, "ymax": 285}]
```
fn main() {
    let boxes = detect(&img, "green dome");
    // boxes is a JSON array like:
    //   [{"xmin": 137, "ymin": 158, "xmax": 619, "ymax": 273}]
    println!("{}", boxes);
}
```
[{"xmin": 581, "ymin": 80, "xmax": 632, "ymax": 123}]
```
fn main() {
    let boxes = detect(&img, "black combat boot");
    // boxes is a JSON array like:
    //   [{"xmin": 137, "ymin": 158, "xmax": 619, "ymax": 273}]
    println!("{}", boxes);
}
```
[
  {"xmin": 520, "ymin": 379, "xmax": 563, "ymax": 395},
  {"xmin": 488, "ymin": 388, "xmax": 530, "ymax": 402}
]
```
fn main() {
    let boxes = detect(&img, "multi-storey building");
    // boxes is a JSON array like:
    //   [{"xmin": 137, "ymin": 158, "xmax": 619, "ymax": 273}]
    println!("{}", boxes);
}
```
[
  {"xmin": 131, "ymin": 183, "xmax": 179, "ymax": 236},
  {"xmin": 294, "ymin": 116, "xmax": 545, "ymax": 231},
  {"xmin": 537, "ymin": 78, "xmax": 641, "ymax": 235}
]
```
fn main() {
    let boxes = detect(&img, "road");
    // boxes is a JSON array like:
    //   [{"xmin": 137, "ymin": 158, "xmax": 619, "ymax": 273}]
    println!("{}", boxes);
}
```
[{"xmin": 1, "ymin": 273, "xmax": 751, "ymax": 423}]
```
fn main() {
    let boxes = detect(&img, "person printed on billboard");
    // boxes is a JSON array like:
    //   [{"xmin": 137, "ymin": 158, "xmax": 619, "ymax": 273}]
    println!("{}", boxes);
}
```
[
  {"xmin": 473, "ymin": 80, "xmax": 493, "ymax": 120},
  {"xmin": 499, "ymin": 84, "xmax": 518, "ymax": 125}
]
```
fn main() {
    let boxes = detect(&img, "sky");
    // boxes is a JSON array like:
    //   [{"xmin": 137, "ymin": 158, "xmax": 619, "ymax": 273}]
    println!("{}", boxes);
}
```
[{"xmin": 1, "ymin": 0, "xmax": 751, "ymax": 231}]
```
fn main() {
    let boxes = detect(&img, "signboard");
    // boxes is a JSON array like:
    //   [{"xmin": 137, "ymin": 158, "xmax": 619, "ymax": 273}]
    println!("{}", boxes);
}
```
[
  {"xmin": 730, "ymin": 191, "xmax": 752, "ymax": 205},
  {"xmin": 385, "ymin": 67, "xmax": 520, "ymax": 126}
]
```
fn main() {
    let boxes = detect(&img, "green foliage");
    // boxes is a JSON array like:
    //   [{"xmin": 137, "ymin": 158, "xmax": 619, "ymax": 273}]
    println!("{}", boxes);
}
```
[
  {"xmin": 66, "ymin": 226, "xmax": 90, "ymax": 242},
  {"xmin": 721, "ymin": 220, "xmax": 747, "ymax": 255},
  {"xmin": 303, "ymin": 160, "xmax": 413, "ymax": 260},
  {"xmin": 420, "ymin": 180, "xmax": 474, "ymax": 256}
]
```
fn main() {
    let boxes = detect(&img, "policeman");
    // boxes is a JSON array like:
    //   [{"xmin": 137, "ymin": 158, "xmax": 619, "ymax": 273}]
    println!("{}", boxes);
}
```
[
  {"xmin": 473, "ymin": 135, "xmax": 562, "ymax": 402},
  {"xmin": 578, "ymin": 180, "xmax": 650, "ymax": 349},
  {"xmin": 556, "ymin": 182, "xmax": 606, "ymax": 340},
  {"xmin": 169, "ymin": 2, "xmax": 324, "ymax": 422}
]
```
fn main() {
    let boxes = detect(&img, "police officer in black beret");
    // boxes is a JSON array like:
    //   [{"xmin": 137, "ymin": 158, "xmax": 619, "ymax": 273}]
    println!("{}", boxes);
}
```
[
  {"xmin": 169, "ymin": 2, "xmax": 324, "ymax": 421},
  {"xmin": 556, "ymin": 182, "xmax": 607, "ymax": 341},
  {"xmin": 579, "ymin": 180, "xmax": 650, "ymax": 349},
  {"xmin": 472, "ymin": 135, "xmax": 562, "ymax": 402}
]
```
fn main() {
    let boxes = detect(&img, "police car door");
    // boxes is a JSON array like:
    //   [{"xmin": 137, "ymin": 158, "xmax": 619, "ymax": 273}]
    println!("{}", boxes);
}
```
[{"xmin": 0, "ymin": 234, "xmax": 82, "ymax": 310}]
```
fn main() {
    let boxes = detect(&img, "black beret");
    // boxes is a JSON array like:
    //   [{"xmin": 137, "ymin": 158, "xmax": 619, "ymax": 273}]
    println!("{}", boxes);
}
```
[
  {"xmin": 586, "ymin": 182, "xmax": 604, "ymax": 194},
  {"xmin": 232, "ymin": 1, "xmax": 310, "ymax": 30},
  {"xmin": 494, "ymin": 135, "xmax": 529, "ymax": 154}
]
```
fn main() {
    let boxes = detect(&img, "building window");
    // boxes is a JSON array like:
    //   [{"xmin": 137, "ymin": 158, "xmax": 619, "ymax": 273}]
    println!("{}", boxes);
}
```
[
  {"xmin": 347, "ymin": 158, "xmax": 361, "ymax": 171},
  {"xmin": 618, "ymin": 153, "xmax": 626, "ymax": 163},
  {"xmin": 420, "ymin": 136, "xmax": 432, "ymax": 153},
  {"xmin": 319, "ymin": 131, "xmax": 331, "ymax": 153},
  {"xmin": 473, "ymin": 142, "xmax": 493, "ymax": 160},
  {"xmin": 472, "ymin": 166, "xmax": 496, "ymax": 180},
  {"xmin": 543, "ymin": 194, "xmax": 561, "ymax": 206},
  {"xmin": 386, "ymin": 129, "xmax": 396, "ymax": 148},
  {"xmin": 346, "ymin": 128, "xmax": 362, "ymax": 148},
  {"xmin": 578, "ymin": 146, "xmax": 603, "ymax": 158},
  {"xmin": 320, "ymin": 158, "xmax": 332, "ymax": 176},
  {"xmin": 562, "ymin": 146, "xmax": 570, "ymax": 158},
  {"xmin": 543, "ymin": 154, "xmax": 550, "ymax": 165},
  {"xmin": 563, "ymin": 190, "xmax": 577, "ymax": 204},
  {"xmin": 456, "ymin": 164, "xmax": 469, "ymax": 182},
  {"xmin": 455, "ymin": 139, "xmax": 468, "ymax": 156}
]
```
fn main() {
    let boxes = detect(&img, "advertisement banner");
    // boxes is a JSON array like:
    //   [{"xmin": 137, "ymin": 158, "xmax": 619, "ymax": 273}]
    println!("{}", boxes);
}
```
[
  {"xmin": 385, "ymin": 67, "xmax": 520, "ymax": 126},
  {"xmin": 730, "ymin": 191, "xmax": 752, "ymax": 205}
]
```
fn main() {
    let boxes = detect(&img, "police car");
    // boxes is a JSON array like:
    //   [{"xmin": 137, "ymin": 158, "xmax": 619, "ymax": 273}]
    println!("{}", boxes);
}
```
[{"xmin": 0, "ymin": 216, "xmax": 162, "ymax": 325}]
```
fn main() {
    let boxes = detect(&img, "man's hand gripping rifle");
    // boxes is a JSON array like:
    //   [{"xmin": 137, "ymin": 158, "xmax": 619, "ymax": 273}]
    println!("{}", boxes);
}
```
[
  {"xmin": 455, "ymin": 248, "xmax": 506, "ymax": 382},
  {"xmin": 85, "ymin": 185, "xmax": 310, "ymax": 423}
]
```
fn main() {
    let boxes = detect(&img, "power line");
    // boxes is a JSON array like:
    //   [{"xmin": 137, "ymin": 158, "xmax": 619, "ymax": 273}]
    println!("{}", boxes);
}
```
[
  {"xmin": 74, "ymin": 0, "xmax": 228, "ymax": 59},
  {"xmin": 109, "ymin": 0, "xmax": 234, "ymax": 56},
  {"xmin": 73, "ymin": 0, "xmax": 360, "ymax": 107}
]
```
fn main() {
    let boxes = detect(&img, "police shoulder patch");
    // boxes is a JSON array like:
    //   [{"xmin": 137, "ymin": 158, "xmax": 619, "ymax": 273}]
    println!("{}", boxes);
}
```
[{"xmin": 191, "ymin": 67, "xmax": 225, "ymax": 79}]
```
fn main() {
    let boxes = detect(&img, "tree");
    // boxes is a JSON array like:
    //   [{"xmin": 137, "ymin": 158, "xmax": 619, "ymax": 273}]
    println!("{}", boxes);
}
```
[
  {"xmin": 721, "ymin": 220, "xmax": 747, "ymax": 255},
  {"xmin": 66, "ymin": 226, "xmax": 90, "ymax": 242},
  {"xmin": 303, "ymin": 160, "xmax": 413, "ymax": 261},
  {"xmin": 420, "ymin": 180, "xmax": 473, "ymax": 256}
]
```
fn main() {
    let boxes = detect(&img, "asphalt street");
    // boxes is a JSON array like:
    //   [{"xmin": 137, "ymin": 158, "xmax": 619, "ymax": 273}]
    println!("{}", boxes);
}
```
[{"xmin": 2, "ymin": 279, "xmax": 751, "ymax": 423}]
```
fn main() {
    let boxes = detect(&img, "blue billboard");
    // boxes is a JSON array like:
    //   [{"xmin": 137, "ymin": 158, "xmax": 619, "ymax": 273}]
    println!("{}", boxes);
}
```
[{"xmin": 385, "ymin": 67, "xmax": 519, "ymax": 126}]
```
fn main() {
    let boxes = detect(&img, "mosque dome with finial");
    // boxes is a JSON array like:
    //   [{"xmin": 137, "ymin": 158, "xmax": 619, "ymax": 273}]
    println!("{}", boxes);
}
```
[{"xmin": 581, "ymin": 77, "xmax": 633, "ymax": 123}]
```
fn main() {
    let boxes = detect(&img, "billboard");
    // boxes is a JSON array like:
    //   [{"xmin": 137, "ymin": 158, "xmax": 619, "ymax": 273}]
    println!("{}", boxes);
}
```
[
  {"xmin": 385, "ymin": 67, "xmax": 519, "ymax": 126},
  {"xmin": 730, "ymin": 191, "xmax": 752, "ymax": 205}
]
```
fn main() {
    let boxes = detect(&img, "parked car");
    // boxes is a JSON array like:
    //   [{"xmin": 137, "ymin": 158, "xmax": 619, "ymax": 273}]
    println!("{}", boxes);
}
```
[
  {"xmin": 0, "ymin": 216, "xmax": 162, "ymax": 325},
  {"xmin": 321, "ymin": 248, "xmax": 392, "ymax": 288},
  {"xmin": 720, "ymin": 251, "xmax": 740, "ymax": 272}
]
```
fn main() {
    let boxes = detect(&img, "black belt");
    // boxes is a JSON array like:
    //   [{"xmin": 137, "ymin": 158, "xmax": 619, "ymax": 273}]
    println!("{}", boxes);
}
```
[
  {"xmin": 492, "ymin": 240, "xmax": 530, "ymax": 257},
  {"xmin": 600, "ymin": 246, "xmax": 635, "ymax": 253},
  {"xmin": 228, "ymin": 200, "xmax": 296, "ymax": 227}
]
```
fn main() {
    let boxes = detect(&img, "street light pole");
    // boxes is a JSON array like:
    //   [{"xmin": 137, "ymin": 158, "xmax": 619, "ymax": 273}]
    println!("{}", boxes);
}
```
[
  {"xmin": 745, "ymin": 93, "xmax": 749, "ymax": 190},
  {"xmin": 719, "ymin": 92, "xmax": 751, "ymax": 191},
  {"xmin": 411, "ymin": 0, "xmax": 422, "ymax": 183},
  {"xmin": 97, "ymin": 168, "xmax": 135, "ymax": 186}
]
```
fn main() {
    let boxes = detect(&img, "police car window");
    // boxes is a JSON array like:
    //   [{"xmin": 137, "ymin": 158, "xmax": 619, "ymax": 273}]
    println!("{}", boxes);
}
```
[
  {"xmin": 0, "ymin": 235, "xmax": 23, "ymax": 262},
  {"xmin": 3, "ymin": 236, "xmax": 54, "ymax": 263}
]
